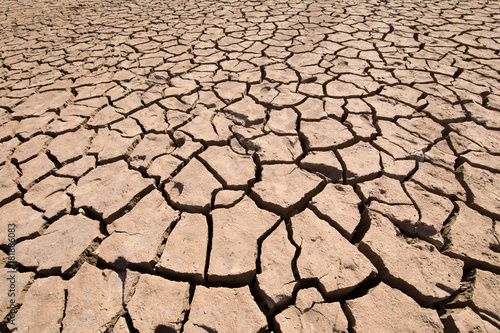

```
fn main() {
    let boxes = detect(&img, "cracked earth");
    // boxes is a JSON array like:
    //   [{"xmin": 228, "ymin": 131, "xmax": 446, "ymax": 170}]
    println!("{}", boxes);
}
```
[{"xmin": 0, "ymin": 0, "xmax": 500, "ymax": 331}]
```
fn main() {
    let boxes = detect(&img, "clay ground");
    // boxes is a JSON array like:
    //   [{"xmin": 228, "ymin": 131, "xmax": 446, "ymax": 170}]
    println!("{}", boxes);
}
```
[{"xmin": 0, "ymin": 0, "xmax": 500, "ymax": 331}]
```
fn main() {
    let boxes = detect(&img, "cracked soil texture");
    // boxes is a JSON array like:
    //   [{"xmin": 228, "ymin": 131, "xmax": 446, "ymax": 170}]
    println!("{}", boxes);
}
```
[{"xmin": 0, "ymin": 0, "xmax": 500, "ymax": 332}]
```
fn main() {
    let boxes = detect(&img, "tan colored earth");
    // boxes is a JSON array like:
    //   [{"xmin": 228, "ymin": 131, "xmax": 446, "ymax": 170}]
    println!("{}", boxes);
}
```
[{"xmin": 0, "ymin": 0, "xmax": 499, "ymax": 331}]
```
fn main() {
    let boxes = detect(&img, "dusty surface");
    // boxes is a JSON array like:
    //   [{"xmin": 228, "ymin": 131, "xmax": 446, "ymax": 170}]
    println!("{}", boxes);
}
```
[{"xmin": 0, "ymin": 0, "xmax": 500, "ymax": 331}]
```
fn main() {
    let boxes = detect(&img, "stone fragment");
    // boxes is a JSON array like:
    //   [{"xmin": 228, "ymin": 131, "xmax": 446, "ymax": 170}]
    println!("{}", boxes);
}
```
[
  {"xmin": 24, "ymin": 175, "xmax": 73, "ymax": 219},
  {"xmin": 19, "ymin": 154, "xmax": 55, "ymax": 189},
  {"xmin": 97, "ymin": 190, "xmax": 179, "ymax": 271},
  {"xmin": 249, "ymin": 133, "xmax": 302, "ymax": 163},
  {"xmin": 252, "ymin": 164, "xmax": 323, "ymax": 216},
  {"xmin": 0, "ymin": 162, "xmax": 20, "ymax": 204},
  {"xmin": 359, "ymin": 212, "xmax": 463, "ymax": 303},
  {"xmin": 165, "ymin": 158, "xmax": 222, "ymax": 213},
  {"xmin": 63, "ymin": 263, "xmax": 123, "ymax": 332},
  {"xmin": 291, "ymin": 209, "xmax": 376, "ymax": 297},
  {"xmin": 208, "ymin": 197, "xmax": 279, "ymax": 284},
  {"xmin": 184, "ymin": 286, "xmax": 268, "ymax": 332},
  {"xmin": 128, "ymin": 274, "xmax": 190, "ymax": 332},
  {"xmin": 443, "ymin": 202, "xmax": 499, "ymax": 272},
  {"xmin": 157, "ymin": 213, "xmax": 208, "ymax": 283},
  {"xmin": 345, "ymin": 283, "xmax": 444, "ymax": 332},
  {"xmin": 47, "ymin": 128, "xmax": 94, "ymax": 164},
  {"xmin": 412, "ymin": 162, "xmax": 466, "ymax": 200},
  {"xmin": 471, "ymin": 269, "xmax": 500, "ymax": 326},
  {"xmin": 12, "ymin": 90, "xmax": 72, "ymax": 118},
  {"xmin": 12, "ymin": 276, "xmax": 66, "ymax": 332},
  {"xmin": 299, "ymin": 150, "xmax": 343, "ymax": 181},
  {"xmin": 224, "ymin": 96, "xmax": 266, "ymax": 125},
  {"xmin": 129, "ymin": 133, "xmax": 175, "ymax": 170},
  {"xmin": 457, "ymin": 162, "xmax": 500, "ymax": 219},
  {"xmin": 0, "ymin": 269, "xmax": 34, "ymax": 321},
  {"xmin": 309, "ymin": 183, "xmax": 361, "ymax": 240},
  {"xmin": 338, "ymin": 142, "xmax": 381, "ymax": 183},
  {"xmin": 275, "ymin": 288, "xmax": 348, "ymax": 333},
  {"xmin": 130, "ymin": 104, "xmax": 168, "ymax": 133},
  {"xmin": 265, "ymin": 108, "xmax": 297, "ymax": 135},
  {"xmin": 16, "ymin": 215, "xmax": 101, "ymax": 275},
  {"xmin": 87, "ymin": 106, "xmax": 124, "ymax": 127},
  {"xmin": 146, "ymin": 154, "xmax": 183, "ymax": 184},
  {"xmin": 11, "ymin": 134, "xmax": 51, "ymax": 163},
  {"xmin": 71, "ymin": 160, "xmax": 155, "ymax": 222},
  {"xmin": 356, "ymin": 175, "xmax": 412, "ymax": 204},
  {"xmin": 199, "ymin": 146, "xmax": 255, "ymax": 189},
  {"xmin": 0, "ymin": 138, "xmax": 20, "ymax": 167},
  {"xmin": 257, "ymin": 222, "xmax": 296, "ymax": 310},
  {"xmin": 300, "ymin": 118, "xmax": 353, "ymax": 150},
  {"xmin": 55, "ymin": 155, "xmax": 95, "ymax": 178}
]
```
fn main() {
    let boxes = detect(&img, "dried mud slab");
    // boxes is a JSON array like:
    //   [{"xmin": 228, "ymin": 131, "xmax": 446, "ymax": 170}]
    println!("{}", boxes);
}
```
[
  {"xmin": 291, "ymin": 209, "xmax": 376, "ymax": 298},
  {"xmin": 208, "ymin": 196, "xmax": 279, "ymax": 285},
  {"xmin": 344, "ymin": 283, "xmax": 444, "ymax": 332},
  {"xmin": 97, "ymin": 190, "xmax": 179, "ymax": 271},
  {"xmin": 10, "ymin": 276, "xmax": 66, "ymax": 332},
  {"xmin": 3, "ymin": 0, "xmax": 500, "ymax": 330},
  {"xmin": 70, "ymin": 160, "xmax": 155, "ymax": 222},
  {"xmin": 251, "ymin": 164, "xmax": 324, "ymax": 216},
  {"xmin": 275, "ymin": 288, "xmax": 348, "ymax": 332},
  {"xmin": 128, "ymin": 274, "xmax": 190, "ymax": 332},
  {"xmin": 16, "ymin": 214, "xmax": 102, "ymax": 275},
  {"xmin": 164, "ymin": 158, "xmax": 222, "ymax": 214},
  {"xmin": 62, "ymin": 263, "xmax": 123, "ymax": 332},
  {"xmin": 184, "ymin": 286, "xmax": 268, "ymax": 332},
  {"xmin": 359, "ymin": 212, "xmax": 463, "ymax": 303},
  {"xmin": 443, "ymin": 202, "xmax": 500, "ymax": 272},
  {"xmin": 442, "ymin": 307, "xmax": 499, "ymax": 333},
  {"xmin": 471, "ymin": 269, "xmax": 500, "ymax": 327},
  {"xmin": 309, "ymin": 183, "xmax": 362, "ymax": 240},
  {"xmin": 256, "ymin": 222, "xmax": 296, "ymax": 310},
  {"xmin": 157, "ymin": 213, "xmax": 208, "ymax": 283}
]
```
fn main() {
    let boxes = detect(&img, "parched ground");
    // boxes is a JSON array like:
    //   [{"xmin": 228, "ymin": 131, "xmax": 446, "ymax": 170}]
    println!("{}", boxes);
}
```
[{"xmin": 0, "ymin": 0, "xmax": 500, "ymax": 331}]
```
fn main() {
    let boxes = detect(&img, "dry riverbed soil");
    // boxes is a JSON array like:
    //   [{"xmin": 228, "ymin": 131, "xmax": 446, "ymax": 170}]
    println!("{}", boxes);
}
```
[{"xmin": 0, "ymin": 0, "xmax": 500, "ymax": 332}]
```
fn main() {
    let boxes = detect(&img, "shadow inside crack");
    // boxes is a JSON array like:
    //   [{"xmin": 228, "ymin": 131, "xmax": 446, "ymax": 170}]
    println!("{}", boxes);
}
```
[{"xmin": 155, "ymin": 325, "xmax": 176, "ymax": 333}]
